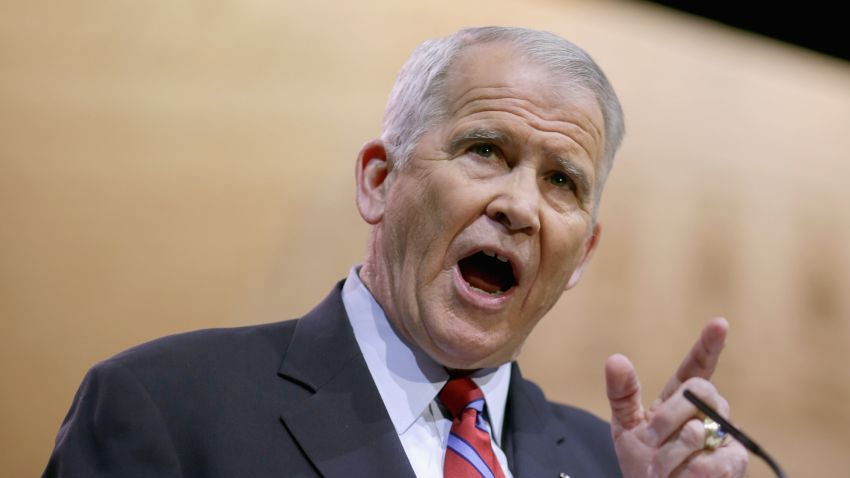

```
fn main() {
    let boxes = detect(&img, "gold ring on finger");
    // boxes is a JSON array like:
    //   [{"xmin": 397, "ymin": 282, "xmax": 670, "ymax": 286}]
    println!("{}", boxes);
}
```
[{"xmin": 703, "ymin": 417, "xmax": 729, "ymax": 451}]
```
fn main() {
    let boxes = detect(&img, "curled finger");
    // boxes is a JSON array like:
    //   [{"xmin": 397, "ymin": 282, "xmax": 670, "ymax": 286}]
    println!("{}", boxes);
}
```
[
  {"xmin": 670, "ymin": 439, "xmax": 749, "ymax": 478},
  {"xmin": 649, "ymin": 418, "xmax": 706, "ymax": 477},
  {"xmin": 649, "ymin": 378, "xmax": 729, "ymax": 446}
]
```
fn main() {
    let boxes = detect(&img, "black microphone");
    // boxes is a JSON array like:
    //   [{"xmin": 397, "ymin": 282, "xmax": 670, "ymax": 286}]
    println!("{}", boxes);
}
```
[{"xmin": 683, "ymin": 389, "xmax": 787, "ymax": 478}]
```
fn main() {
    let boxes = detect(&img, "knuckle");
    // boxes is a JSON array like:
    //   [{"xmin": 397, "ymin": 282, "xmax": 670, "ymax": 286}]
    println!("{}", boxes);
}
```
[
  {"xmin": 682, "ymin": 377, "xmax": 715, "ymax": 396},
  {"xmin": 683, "ymin": 459, "xmax": 730, "ymax": 478},
  {"xmin": 716, "ymin": 395, "xmax": 730, "ymax": 417},
  {"xmin": 675, "ymin": 445, "xmax": 748, "ymax": 478},
  {"xmin": 683, "ymin": 378, "xmax": 732, "ymax": 415},
  {"xmin": 680, "ymin": 418, "xmax": 705, "ymax": 449},
  {"xmin": 732, "ymin": 444, "xmax": 750, "ymax": 474}
]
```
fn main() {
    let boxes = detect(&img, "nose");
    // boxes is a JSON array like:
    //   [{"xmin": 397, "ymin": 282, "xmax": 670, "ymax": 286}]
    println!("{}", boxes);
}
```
[{"xmin": 485, "ymin": 167, "xmax": 541, "ymax": 235}]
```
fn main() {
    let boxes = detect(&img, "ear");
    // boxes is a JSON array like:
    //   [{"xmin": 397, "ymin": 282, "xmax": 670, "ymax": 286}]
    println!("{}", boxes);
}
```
[
  {"xmin": 355, "ymin": 139, "xmax": 391, "ymax": 225},
  {"xmin": 565, "ymin": 222, "xmax": 601, "ymax": 290}
]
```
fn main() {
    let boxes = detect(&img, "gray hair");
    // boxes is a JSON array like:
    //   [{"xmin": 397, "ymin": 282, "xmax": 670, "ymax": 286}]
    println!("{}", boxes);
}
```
[{"xmin": 380, "ymin": 26, "xmax": 625, "ymax": 204}]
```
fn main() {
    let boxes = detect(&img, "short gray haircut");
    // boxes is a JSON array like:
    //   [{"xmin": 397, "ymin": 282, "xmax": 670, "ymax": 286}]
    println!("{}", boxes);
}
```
[{"xmin": 381, "ymin": 26, "xmax": 625, "ymax": 203}]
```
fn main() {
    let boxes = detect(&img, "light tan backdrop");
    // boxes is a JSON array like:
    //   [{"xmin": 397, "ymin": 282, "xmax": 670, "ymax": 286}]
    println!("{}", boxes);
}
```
[{"xmin": 2, "ymin": 1, "xmax": 849, "ymax": 477}]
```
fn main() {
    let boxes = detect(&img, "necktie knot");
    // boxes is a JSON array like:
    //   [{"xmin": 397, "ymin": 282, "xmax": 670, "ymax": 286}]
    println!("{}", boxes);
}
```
[
  {"xmin": 438, "ymin": 376, "xmax": 506, "ymax": 478},
  {"xmin": 439, "ymin": 376, "xmax": 485, "ymax": 419}
]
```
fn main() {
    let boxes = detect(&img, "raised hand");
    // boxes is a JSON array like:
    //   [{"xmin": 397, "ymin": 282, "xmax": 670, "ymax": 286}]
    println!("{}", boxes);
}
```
[{"xmin": 605, "ymin": 318, "xmax": 749, "ymax": 477}]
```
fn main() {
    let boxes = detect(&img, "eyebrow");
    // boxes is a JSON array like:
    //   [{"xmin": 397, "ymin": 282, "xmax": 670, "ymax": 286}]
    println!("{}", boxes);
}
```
[
  {"xmin": 449, "ymin": 127, "xmax": 593, "ymax": 198},
  {"xmin": 448, "ymin": 128, "xmax": 512, "ymax": 153}
]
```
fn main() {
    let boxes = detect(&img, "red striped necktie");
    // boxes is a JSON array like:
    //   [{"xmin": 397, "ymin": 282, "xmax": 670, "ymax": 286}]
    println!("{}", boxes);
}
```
[{"xmin": 439, "ymin": 376, "xmax": 506, "ymax": 478}]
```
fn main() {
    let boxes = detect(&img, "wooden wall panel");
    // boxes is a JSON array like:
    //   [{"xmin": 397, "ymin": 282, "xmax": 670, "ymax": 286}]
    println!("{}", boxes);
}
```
[{"xmin": 2, "ymin": 1, "xmax": 848, "ymax": 476}]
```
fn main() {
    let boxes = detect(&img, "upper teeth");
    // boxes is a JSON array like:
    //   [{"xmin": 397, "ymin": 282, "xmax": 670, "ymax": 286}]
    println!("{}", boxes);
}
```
[{"xmin": 483, "ymin": 250, "xmax": 509, "ymax": 262}]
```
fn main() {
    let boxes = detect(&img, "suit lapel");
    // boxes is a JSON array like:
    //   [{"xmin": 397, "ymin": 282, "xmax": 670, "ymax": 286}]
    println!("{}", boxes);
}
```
[
  {"xmin": 277, "ymin": 283, "xmax": 416, "ymax": 478},
  {"xmin": 504, "ymin": 363, "xmax": 578, "ymax": 478}
]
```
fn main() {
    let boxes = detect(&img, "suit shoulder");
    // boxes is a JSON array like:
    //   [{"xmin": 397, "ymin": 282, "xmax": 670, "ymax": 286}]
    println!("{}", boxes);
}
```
[
  {"xmin": 98, "ymin": 319, "xmax": 300, "ymax": 377},
  {"xmin": 100, "ymin": 280, "xmax": 348, "ymax": 372}
]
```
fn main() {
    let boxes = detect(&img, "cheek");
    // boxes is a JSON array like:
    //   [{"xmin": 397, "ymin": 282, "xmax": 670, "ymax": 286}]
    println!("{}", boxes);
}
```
[
  {"xmin": 383, "ymin": 182, "xmax": 456, "ymax": 273},
  {"xmin": 417, "ymin": 174, "xmax": 483, "ymax": 236},
  {"xmin": 540, "ymin": 218, "xmax": 592, "ymax": 279}
]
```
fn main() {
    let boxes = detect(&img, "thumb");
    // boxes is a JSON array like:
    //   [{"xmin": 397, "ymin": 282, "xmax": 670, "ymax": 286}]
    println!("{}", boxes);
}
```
[{"xmin": 605, "ymin": 354, "xmax": 645, "ymax": 430}]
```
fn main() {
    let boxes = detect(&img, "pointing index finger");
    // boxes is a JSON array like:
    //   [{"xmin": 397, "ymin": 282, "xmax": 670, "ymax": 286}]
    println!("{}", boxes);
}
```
[{"xmin": 659, "ymin": 317, "xmax": 729, "ymax": 401}]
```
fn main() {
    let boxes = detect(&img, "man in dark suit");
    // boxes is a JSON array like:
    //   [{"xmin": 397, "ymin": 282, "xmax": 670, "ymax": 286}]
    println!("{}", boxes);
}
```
[{"xmin": 45, "ymin": 26, "xmax": 749, "ymax": 477}]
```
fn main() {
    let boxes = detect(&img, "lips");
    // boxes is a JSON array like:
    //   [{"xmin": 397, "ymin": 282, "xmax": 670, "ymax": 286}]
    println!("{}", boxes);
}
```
[{"xmin": 457, "ymin": 249, "xmax": 517, "ymax": 295}]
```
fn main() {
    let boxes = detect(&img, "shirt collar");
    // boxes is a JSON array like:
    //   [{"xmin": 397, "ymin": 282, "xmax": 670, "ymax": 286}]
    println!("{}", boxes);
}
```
[{"xmin": 341, "ymin": 266, "xmax": 511, "ymax": 443}]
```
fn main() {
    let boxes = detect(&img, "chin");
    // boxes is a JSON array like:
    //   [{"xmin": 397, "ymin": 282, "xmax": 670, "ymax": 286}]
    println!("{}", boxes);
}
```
[{"xmin": 429, "ymin": 332, "xmax": 516, "ymax": 370}]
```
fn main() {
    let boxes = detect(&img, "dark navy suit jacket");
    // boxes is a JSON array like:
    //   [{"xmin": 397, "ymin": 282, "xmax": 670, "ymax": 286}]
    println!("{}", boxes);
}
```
[{"xmin": 44, "ymin": 281, "xmax": 623, "ymax": 477}]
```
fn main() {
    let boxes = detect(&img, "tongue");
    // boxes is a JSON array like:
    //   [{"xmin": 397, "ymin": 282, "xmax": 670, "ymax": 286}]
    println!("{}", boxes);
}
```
[
  {"xmin": 466, "ymin": 271, "xmax": 502, "ymax": 293},
  {"xmin": 458, "ymin": 253, "xmax": 505, "ymax": 294}
]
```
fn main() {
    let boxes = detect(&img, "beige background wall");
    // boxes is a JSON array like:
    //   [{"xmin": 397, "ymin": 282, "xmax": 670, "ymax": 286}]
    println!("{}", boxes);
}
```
[{"xmin": 2, "ymin": 1, "xmax": 849, "ymax": 476}]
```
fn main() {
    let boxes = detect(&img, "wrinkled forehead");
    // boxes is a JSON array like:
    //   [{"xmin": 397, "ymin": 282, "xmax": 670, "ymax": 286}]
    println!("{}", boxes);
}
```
[
  {"xmin": 441, "ymin": 43, "xmax": 602, "ymax": 141},
  {"xmin": 442, "ymin": 40, "xmax": 601, "ymax": 103},
  {"xmin": 440, "ymin": 41, "xmax": 603, "ymax": 126}
]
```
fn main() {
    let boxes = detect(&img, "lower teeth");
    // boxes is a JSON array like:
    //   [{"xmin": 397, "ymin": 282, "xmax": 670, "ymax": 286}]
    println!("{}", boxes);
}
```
[{"xmin": 470, "ymin": 284, "xmax": 504, "ymax": 296}]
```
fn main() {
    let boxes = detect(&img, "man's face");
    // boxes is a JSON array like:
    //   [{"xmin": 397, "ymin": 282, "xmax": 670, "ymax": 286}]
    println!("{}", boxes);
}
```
[{"xmin": 361, "ymin": 42, "xmax": 605, "ymax": 369}]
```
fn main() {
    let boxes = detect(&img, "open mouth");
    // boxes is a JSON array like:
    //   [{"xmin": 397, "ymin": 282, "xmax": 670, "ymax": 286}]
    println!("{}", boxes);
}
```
[{"xmin": 457, "ymin": 250, "xmax": 517, "ymax": 295}]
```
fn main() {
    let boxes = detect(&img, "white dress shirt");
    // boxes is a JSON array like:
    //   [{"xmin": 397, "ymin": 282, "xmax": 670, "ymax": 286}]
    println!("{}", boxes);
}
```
[{"xmin": 342, "ymin": 266, "xmax": 514, "ymax": 478}]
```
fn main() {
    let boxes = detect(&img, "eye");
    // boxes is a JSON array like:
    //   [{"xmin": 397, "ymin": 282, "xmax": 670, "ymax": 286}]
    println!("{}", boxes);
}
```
[
  {"xmin": 547, "ymin": 171, "xmax": 576, "ymax": 191},
  {"xmin": 469, "ymin": 143, "xmax": 497, "ymax": 159}
]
